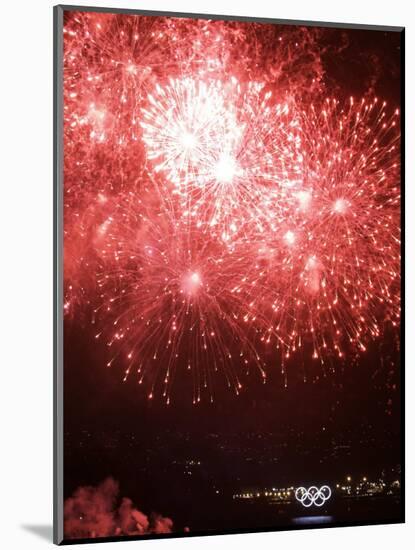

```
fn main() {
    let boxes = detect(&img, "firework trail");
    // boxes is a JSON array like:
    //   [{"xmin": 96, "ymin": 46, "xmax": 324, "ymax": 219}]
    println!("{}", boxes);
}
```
[
  {"xmin": 63, "ymin": 11, "xmax": 401, "ymax": 401},
  {"xmin": 140, "ymin": 77, "xmax": 304, "ymax": 241},
  {"xmin": 253, "ymin": 97, "xmax": 400, "ymax": 375},
  {"xmin": 92, "ymin": 194, "xmax": 271, "ymax": 404}
]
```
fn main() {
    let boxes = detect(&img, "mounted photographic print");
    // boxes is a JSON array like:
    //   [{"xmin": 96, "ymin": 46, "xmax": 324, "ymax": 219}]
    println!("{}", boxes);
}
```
[{"xmin": 53, "ymin": 4, "xmax": 404, "ymax": 545}]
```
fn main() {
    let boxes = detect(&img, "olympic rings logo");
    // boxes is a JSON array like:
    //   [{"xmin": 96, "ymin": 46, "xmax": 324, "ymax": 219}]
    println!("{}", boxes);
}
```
[{"xmin": 295, "ymin": 486, "xmax": 332, "ymax": 507}]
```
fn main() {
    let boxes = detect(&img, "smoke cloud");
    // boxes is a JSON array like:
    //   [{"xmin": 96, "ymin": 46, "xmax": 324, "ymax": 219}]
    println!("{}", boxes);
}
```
[{"xmin": 64, "ymin": 477, "xmax": 174, "ymax": 539}]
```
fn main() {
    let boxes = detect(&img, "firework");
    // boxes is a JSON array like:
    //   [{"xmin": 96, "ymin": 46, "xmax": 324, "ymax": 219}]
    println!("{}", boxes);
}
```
[
  {"xmin": 93, "ymin": 195, "xmax": 271, "ymax": 404},
  {"xmin": 63, "ymin": 12, "xmax": 401, "ymax": 401},
  {"xmin": 63, "ymin": 191, "xmax": 114, "ymax": 318},
  {"xmin": 254, "ymin": 97, "xmax": 401, "ymax": 376},
  {"xmin": 141, "ymin": 77, "xmax": 303, "ymax": 241}
]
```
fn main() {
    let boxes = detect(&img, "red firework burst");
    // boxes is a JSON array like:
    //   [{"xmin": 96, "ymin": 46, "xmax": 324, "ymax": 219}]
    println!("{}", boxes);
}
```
[
  {"xmin": 247, "ymin": 97, "xmax": 400, "ymax": 378},
  {"xmin": 93, "ymin": 196, "xmax": 269, "ymax": 404},
  {"xmin": 63, "ymin": 11, "xmax": 401, "ymax": 402}
]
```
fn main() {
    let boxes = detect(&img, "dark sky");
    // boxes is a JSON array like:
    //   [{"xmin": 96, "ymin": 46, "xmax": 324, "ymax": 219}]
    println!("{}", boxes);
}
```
[{"xmin": 63, "ymin": 19, "xmax": 402, "ymax": 525}]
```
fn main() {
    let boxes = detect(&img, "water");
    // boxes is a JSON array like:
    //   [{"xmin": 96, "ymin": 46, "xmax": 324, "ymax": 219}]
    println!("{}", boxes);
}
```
[{"xmin": 183, "ymin": 496, "xmax": 402, "ymax": 533}]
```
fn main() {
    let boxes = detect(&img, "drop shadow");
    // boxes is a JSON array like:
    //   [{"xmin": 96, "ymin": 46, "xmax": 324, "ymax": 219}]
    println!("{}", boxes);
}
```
[{"xmin": 21, "ymin": 524, "xmax": 53, "ymax": 542}]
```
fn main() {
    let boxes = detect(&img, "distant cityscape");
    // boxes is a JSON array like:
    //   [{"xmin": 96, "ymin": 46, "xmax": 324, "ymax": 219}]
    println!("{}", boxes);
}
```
[
  {"xmin": 233, "ymin": 475, "xmax": 401, "ymax": 502},
  {"xmin": 64, "ymin": 426, "xmax": 401, "ymax": 503}
]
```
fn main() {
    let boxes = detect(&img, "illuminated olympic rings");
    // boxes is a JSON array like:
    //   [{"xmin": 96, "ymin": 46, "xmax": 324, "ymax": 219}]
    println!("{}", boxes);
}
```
[{"xmin": 295, "ymin": 485, "xmax": 332, "ymax": 507}]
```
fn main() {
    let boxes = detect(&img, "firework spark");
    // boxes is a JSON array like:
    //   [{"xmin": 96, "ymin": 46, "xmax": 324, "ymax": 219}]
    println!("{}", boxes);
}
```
[
  {"xmin": 141, "ymin": 77, "xmax": 303, "ymax": 241},
  {"xmin": 253, "ymin": 97, "xmax": 401, "ymax": 375},
  {"xmin": 63, "ymin": 11, "xmax": 401, "ymax": 402},
  {"xmin": 93, "ymin": 196, "xmax": 270, "ymax": 404}
]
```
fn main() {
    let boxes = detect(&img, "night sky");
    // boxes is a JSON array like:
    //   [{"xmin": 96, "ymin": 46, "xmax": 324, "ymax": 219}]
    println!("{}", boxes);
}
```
[{"xmin": 62, "ymin": 10, "xmax": 402, "ymax": 540}]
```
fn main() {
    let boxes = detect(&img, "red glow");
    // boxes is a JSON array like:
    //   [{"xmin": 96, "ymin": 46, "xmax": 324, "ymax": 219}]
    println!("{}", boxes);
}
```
[{"xmin": 63, "ymin": 12, "xmax": 401, "ymax": 403}]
